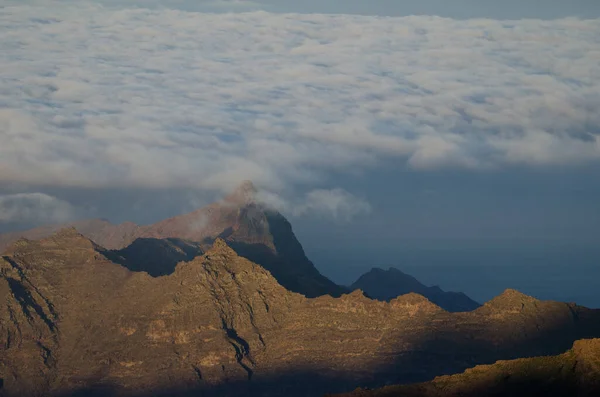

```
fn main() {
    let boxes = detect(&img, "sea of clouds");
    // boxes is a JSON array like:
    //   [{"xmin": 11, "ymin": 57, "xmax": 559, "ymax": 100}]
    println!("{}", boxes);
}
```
[{"xmin": 1, "ymin": 2, "xmax": 599, "ymax": 222}]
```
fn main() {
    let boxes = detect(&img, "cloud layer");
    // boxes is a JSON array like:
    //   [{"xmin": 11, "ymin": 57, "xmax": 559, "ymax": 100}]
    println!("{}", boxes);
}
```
[
  {"xmin": 256, "ymin": 188, "xmax": 371, "ymax": 220},
  {"xmin": 1, "ymin": 4, "xmax": 599, "ymax": 206},
  {"xmin": 0, "ymin": 193, "xmax": 77, "ymax": 224}
]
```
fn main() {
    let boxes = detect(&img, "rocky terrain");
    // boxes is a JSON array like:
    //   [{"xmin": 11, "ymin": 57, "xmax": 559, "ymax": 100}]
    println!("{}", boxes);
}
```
[
  {"xmin": 333, "ymin": 338, "xmax": 600, "ymax": 397},
  {"xmin": 1, "ymin": 229, "xmax": 600, "ymax": 397},
  {"xmin": 350, "ymin": 267, "xmax": 480, "ymax": 312},
  {"xmin": 0, "ymin": 182, "xmax": 346, "ymax": 298}
]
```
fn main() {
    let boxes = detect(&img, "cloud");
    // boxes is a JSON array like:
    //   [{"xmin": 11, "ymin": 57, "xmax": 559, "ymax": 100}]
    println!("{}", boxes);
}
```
[
  {"xmin": 256, "ymin": 188, "xmax": 371, "ymax": 221},
  {"xmin": 293, "ymin": 189, "xmax": 372, "ymax": 220},
  {"xmin": 0, "ymin": 4, "xmax": 599, "ymax": 201},
  {"xmin": 0, "ymin": 193, "xmax": 78, "ymax": 224}
]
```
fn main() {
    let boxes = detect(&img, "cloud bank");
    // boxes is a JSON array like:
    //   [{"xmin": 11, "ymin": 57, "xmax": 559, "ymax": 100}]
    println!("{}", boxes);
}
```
[
  {"xmin": 0, "ymin": 193, "xmax": 77, "ymax": 224},
  {"xmin": 0, "ymin": 4, "xmax": 599, "ymax": 211}
]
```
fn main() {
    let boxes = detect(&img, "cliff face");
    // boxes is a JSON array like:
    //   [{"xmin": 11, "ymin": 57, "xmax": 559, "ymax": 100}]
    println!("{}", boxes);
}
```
[
  {"xmin": 333, "ymin": 338, "xmax": 600, "ymax": 397},
  {"xmin": 1, "ymin": 230, "xmax": 600, "ymax": 397}
]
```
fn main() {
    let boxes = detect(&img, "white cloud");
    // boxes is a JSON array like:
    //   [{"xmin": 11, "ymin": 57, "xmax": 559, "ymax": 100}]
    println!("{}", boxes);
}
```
[
  {"xmin": 0, "ymin": 4, "xmax": 599, "ymax": 200},
  {"xmin": 292, "ymin": 189, "xmax": 372, "ymax": 220},
  {"xmin": 0, "ymin": 193, "xmax": 77, "ymax": 224},
  {"xmin": 256, "ymin": 188, "xmax": 371, "ymax": 221}
]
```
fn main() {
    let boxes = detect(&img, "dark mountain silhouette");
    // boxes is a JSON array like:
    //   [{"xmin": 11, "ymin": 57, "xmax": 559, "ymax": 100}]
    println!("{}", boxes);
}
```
[
  {"xmin": 333, "ymin": 338, "xmax": 600, "ymax": 397},
  {"xmin": 0, "ymin": 181, "xmax": 347, "ymax": 298},
  {"xmin": 351, "ymin": 267, "xmax": 480, "ymax": 312},
  {"xmin": 103, "ymin": 238, "xmax": 204, "ymax": 277},
  {"xmin": 1, "ymin": 230, "xmax": 600, "ymax": 397}
]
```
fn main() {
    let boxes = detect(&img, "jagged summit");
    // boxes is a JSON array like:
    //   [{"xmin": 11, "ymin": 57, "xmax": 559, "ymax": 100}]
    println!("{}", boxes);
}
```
[{"xmin": 208, "ymin": 237, "xmax": 236, "ymax": 255}]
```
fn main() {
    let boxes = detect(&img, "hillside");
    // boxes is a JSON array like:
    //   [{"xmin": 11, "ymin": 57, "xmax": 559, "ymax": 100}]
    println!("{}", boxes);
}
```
[
  {"xmin": 333, "ymin": 338, "xmax": 600, "ymax": 397},
  {"xmin": 1, "ymin": 230, "xmax": 600, "ymax": 396}
]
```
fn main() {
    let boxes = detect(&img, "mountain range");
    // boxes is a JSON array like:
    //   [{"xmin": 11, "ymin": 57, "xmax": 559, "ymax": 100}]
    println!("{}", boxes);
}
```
[
  {"xmin": 0, "ymin": 182, "xmax": 479, "ymax": 311},
  {"xmin": 0, "ymin": 182, "xmax": 346, "ymax": 298},
  {"xmin": 2, "ymin": 229, "xmax": 600, "ymax": 396},
  {"xmin": 1, "ymin": 182, "xmax": 599, "ymax": 396}
]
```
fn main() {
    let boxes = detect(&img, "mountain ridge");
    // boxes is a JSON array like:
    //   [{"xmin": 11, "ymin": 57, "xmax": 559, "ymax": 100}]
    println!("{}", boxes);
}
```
[
  {"xmin": 2, "ymin": 228, "xmax": 600, "ymax": 396},
  {"xmin": 0, "ymin": 182, "xmax": 347, "ymax": 298}
]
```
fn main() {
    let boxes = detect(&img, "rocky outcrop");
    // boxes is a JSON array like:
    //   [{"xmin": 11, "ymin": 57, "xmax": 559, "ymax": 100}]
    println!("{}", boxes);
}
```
[
  {"xmin": 351, "ymin": 267, "xmax": 480, "ymax": 312},
  {"xmin": 1, "ymin": 230, "xmax": 600, "ymax": 397},
  {"xmin": 333, "ymin": 338, "xmax": 600, "ymax": 397},
  {"xmin": 0, "ymin": 182, "xmax": 347, "ymax": 298}
]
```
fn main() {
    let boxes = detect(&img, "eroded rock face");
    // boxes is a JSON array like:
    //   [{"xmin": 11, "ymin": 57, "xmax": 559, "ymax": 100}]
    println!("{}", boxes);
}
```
[{"xmin": 1, "ymin": 231, "xmax": 600, "ymax": 397}]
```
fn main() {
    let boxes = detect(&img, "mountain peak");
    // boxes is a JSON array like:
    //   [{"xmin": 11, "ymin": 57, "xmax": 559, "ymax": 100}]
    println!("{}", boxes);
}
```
[
  {"xmin": 482, "ymin": 288, "xmax": 540, "ymax": 311},
  {"xmin": 54, "ymin": 226, "xmax": 83, "ymax": 238},
  {"xmin": 225, "ymin": 180, "xmax": 258, "ymax": 205},
  {"xmin": 390, "ymin": 293, "xmax": 443, "ymax": 314},
  {"xmin": 208, "ymin": 237, "xmax": 236, "ymax": 256},
  {"xmin": 45, "ymin": 227, "xmax": 101, "ymax": 250},
  {"xmin": 2, "ymin": 228, "xmax": 92, "ymax": 254}
]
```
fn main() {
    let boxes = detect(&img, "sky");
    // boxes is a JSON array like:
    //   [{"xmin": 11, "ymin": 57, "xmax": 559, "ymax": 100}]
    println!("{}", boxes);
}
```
[
  {"xmin": 1, "ymin": 0, "xmax": 599, "ymax": 305},
  {"xmin": 8, "ymin": 0, "xmax": 600, "ymax": 19}
]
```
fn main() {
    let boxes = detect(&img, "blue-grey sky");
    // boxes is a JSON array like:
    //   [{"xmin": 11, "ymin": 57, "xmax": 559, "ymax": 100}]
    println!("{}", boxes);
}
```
[
  {"xmin": 1, "ymin": 0, "xmax": 599, "ymax": 305},
  {"xmin": 260, "ymin": 0, "xmax": 600, "ymax": 19},
  {"xmin": 6, "ymin": 0, "xmax": 600, "ymax": 18}
]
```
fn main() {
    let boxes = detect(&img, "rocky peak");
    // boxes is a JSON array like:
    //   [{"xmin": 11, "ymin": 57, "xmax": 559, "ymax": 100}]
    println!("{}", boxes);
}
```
[
  {"xmin": 208, "ymin": 237, "xmax": 237, "ymax": 256},
  {"xmin": 52, "ymin": 226, "xmax": 86, "ymax": 239},
  {"xmin": 2, "ymin": 237, "xmax": 32, "ymax": 254},
  {"xmin": 337, "ymin": 288, "xmax": 371, "ymax": 303},
  {"xmin": 0, "ymin": 180, "xmax": 347, "ymax": 298},
  {"xmin": 482, "ymin": 288, "xmax": 541, "ymax": 311},
  {"xmin": 47, "ymin": 227, "xmax": 102, "ymax": 250},
  {"xmin": 5, "ymin": 227, "xmax": 99, "ymax": 255},
  {"xmin": 390, "ymin": 293, "xmax": 443, "ymax": 315},
  {"xmin": 391, "ymin": 292, "xmax": 437, "ymax": 306}
]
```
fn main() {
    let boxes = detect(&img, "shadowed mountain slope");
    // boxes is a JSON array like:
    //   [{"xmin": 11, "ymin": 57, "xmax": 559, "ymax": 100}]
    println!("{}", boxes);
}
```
[
  {"xmin": 351, "ymin": 267, "xmax": 480, "ymax": 312},
  {"xmin": 103, "ymin": 238, "xmax": 204, "ymax": 277},
  {"xmin": 1, "ymin": 229, "xmax": 600, "ymax": 397},
  {"xmin": 0, "ymin": 182, "xmax": 346, "ymax": 298},
  {"xmin": 333, "ymin": 338, "xmax": 600, "ymax": 397}
]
